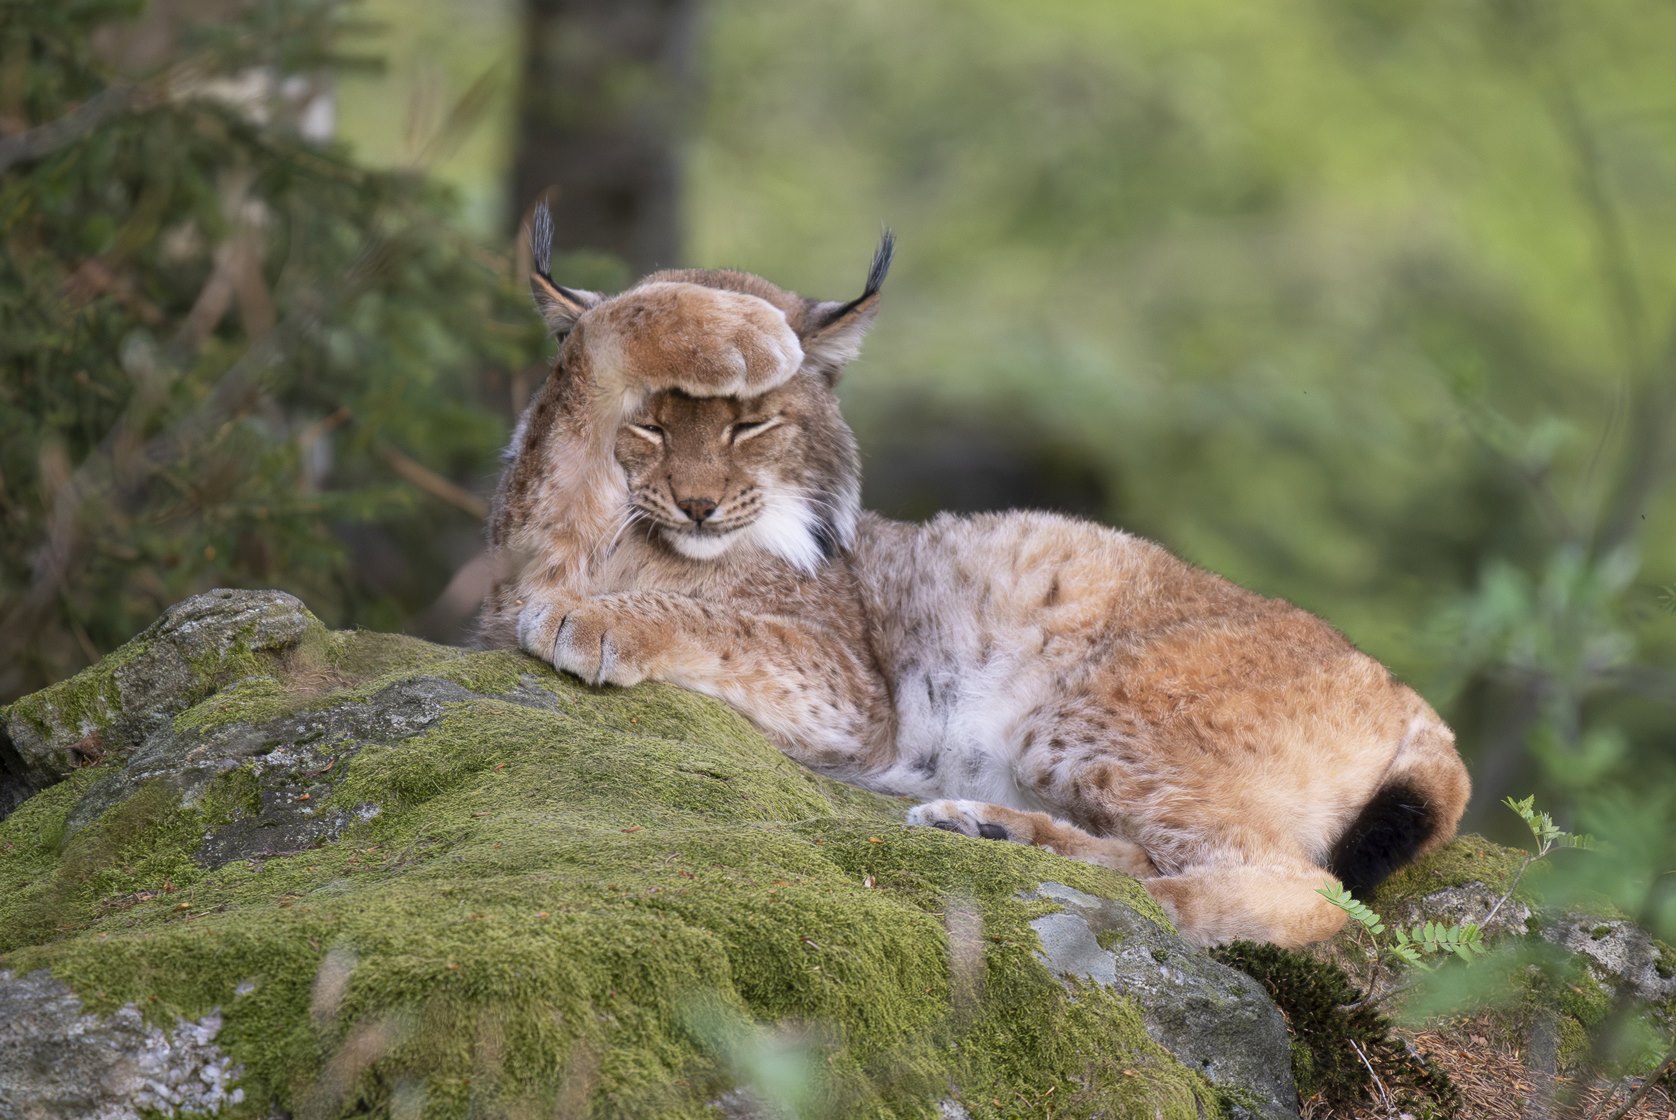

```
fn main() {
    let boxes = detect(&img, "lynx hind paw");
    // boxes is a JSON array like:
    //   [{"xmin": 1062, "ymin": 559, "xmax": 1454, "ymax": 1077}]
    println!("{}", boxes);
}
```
[{"xmin": 906, "ymin": 799, "xmax": 1016, "ymax": 842}]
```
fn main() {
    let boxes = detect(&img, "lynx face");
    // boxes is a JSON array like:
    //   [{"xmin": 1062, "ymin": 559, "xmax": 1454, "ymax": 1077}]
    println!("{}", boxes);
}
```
[{"xmin": 615, "ymin": 377, "xmax": 861, "ymax": 572}]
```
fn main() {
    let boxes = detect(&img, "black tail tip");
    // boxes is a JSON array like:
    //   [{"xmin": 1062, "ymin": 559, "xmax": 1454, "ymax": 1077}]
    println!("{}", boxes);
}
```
[{"xmin": 1328, "ymin": 780, "xmax": 1437, "ymax": 896}]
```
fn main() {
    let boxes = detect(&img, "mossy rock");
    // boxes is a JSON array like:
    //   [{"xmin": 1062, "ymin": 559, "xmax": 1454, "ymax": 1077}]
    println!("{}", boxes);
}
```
[
  {"xmin": 0, "ymin": 591, "xmax": 1297, "ymax": 1120},
  {"xmin": 1212, "ymin": 943, "xmax": 1456, "ymax": 1116},
  {"xmin": 1313, "ymin": 831, "xmax": 1675, "ymax": 1088},
  {"xmin": 0, "ymin": 589, "xmax": 323, "ymax": 817}
]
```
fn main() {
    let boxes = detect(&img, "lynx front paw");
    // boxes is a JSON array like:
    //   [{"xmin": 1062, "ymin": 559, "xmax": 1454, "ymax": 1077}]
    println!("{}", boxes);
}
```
[
  {"xmin": 516, "ymin": 600, "xmax": 566, "ymax": 663},
  {"xmin": 551, "ymin": 603, "xmax": 654, "ymax": 687},
  {"xmin": 906, "ymin": 799, "xmax": 1018, "ymax": 842}
]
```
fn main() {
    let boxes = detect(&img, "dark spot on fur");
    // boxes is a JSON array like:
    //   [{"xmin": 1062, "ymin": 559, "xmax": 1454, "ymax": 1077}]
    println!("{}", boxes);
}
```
[
  {"xmin": 912, "ymin": 752, "xmax": 940, "ymax": 779},
  {"xmin": 931, "ymin": 819, "xmax": 961, "ymax": 833},
  {"xmin": 1043, "ymin": 576, "xmax": 1061, "ymax": 608},
  {"xmin": 977, "ymin": 823, "xmax": 1010, "ymax": 841},
  {"xmin": 1020, "ymin": 730, "xmax": 1037, "ymax": 754},
  {"xmin": 1328, "ymin": 780, "xmax": 1438, "ymax": 896}
]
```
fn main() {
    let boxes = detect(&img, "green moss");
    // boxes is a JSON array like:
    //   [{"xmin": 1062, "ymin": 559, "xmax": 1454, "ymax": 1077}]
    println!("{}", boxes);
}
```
[
  {"xmin": 0, "ymin": 767, "xmax": 105, "ymax": 924},
  {"xmin": 310, "ymin": 632, "xmax": 539, "ymax": 703},
  {"xmin": 1517, "ymin": 958, "xmax": 1662, "ymax": 1076},
  {"xmin": 2, "ymin": 638, "xmax": 141, "ymax": 746},
  {"xmin": 1214, "ymin": 1086, "xmax": 1266, "ymax": 1118},
  {"xmin": 0, "ymin": 763, "xmax": 269, "ymax": 953},
  {"xmin": 1288, "ymin": 1040, "xmax": 1314, "ymax": 1095},
  {"xmin": 170, "ymin": 633, "xmax": 544, "ymax": 737},
  {"xmin": 319, "ymin": 630, "xmax": 456, "ymax": 681},
  {"xmin": 1554, "ymin": 1012, "xmax": 1590, "ymax": 1070},
  {"xmin": 1371, "ymin": 834, "xmax": 1532, "ymax": 908},
  {"xmin": 173, "ymin": 676, "xmax": 297, "ymax": 733},
  {"xmin": 1543, "ymin": 967, "xmax": 1611, "ymax": 1030},
  {"xmin": 411, "ymin": 648, "xmax": 535, "ymax": 697},
  {"xmin": 1211, "ymin": 942, "xmax": 1456, "ymax": 1117},
  {"xmin": 1, "ymin": 652, "xmax": 1219, "ymax": 1119}
]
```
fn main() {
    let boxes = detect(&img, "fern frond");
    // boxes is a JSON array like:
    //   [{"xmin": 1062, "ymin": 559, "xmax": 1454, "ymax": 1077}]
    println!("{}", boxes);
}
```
[{"xmin": 1318, "ymin": 884, "xmax": 1386, "ymax": 934}]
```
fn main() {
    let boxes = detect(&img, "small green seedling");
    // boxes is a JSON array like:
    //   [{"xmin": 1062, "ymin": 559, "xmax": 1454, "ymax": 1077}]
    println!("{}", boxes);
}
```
[
  {"xmin": 1317, "ymin": 793, "xmax": 1590, "ymax": 997},
  {"xmin": 1317, "ymin": 883, "xmax": 1486, "ymax": 971}
]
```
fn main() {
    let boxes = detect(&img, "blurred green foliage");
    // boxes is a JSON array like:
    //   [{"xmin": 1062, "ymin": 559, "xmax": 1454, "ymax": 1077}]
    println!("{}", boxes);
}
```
[
  {"xmin": 682, "ymin": 0, "xmax": 1676, "ymax": 832},
  {"xmin": 5, "ymin": 0, "xmax": 1673, "ymax": 835},
  {"xmin": 0, "ymin": 0, "xmax": 545, "ymax": 699}
]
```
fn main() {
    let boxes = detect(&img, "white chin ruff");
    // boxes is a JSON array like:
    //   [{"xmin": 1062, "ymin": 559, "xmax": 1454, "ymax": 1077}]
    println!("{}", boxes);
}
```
[
  {"xmin": 661, "ymin": 493, "xmax": 824, "ymax": 573},
  {"xmin": 666, "ymin": 529, "xmax": 741, "ymax": 561}
]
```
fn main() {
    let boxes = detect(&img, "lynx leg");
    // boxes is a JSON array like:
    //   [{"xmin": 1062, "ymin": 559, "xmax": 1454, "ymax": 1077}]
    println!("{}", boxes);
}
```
[
  {"xmin": 906, "ymin": 799, "xmax": 1157, "ymax": 877},
  {"xmin": 1142, "ymin": 862, "xmax": 1350, "ymax": 949}
]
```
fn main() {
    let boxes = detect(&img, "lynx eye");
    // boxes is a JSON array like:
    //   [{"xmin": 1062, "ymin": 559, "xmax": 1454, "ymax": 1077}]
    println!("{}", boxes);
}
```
[
  {"xmin": 626, "ymin": 423, "xmax": 664, "ymax": 444},
  {"xmin": 727, "ymin": 416, "xmax": 782, "ymax": 443}
]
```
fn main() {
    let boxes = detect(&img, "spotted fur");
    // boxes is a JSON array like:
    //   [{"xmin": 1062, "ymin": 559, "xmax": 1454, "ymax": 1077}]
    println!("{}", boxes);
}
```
[{"xmin": 480, "ymin": 212, "xmax": 1471, "ymax": 949}]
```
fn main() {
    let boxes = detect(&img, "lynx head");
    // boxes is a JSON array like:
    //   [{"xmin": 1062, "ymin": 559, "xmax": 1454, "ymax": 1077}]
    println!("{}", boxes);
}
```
[{"xmin": 527, "ymin": 205, "xmax": 891, "ymax": 571}]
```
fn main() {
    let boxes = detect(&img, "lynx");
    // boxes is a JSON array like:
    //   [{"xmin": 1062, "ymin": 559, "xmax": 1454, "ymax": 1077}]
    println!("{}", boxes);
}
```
[{"xmin": 480, "ymin": 210, "xmax": 1472, "ymax": 949}]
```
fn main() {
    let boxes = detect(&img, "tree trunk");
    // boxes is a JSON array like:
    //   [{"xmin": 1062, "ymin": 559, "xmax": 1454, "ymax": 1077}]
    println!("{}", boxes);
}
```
[{"xmin": 508, "ymin": 0, "xmax": 698, "ymax": 275}]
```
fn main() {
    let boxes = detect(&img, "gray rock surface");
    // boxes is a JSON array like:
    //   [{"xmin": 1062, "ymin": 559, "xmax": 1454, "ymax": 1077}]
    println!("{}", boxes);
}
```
[
  {"xmin": 1389, "ymin": 881, "xmax": 1535, "ymax": 940},
  {"xmin": 1541, "ymin": 915, "xmax": 1676, "ymax": 1005},
  {"xmin": 0, "ymin": 969, "xmax": 244, "ymax": 1119},
  {"xmin": 1026, "ymin": 882, "xmax": 1300, "ymax": 1120},
  {"xmin": 66, "ymin": 676, "xmax": 484, "ymax": 857}
]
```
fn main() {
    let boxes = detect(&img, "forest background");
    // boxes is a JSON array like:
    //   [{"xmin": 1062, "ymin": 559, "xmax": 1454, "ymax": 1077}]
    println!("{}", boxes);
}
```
[{"xmin": 3, "ymin": 0, "xmax": 1673, "ymax": 871}]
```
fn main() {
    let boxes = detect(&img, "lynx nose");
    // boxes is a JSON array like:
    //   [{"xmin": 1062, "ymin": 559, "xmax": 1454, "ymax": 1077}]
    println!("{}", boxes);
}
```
[{"xmin": 676, "ymin": 497, "xmax": 719, "ymax": 524}]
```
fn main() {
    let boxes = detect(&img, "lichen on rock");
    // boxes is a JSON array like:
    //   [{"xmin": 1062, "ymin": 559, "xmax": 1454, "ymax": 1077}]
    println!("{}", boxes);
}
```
[
  {"xmin": 0, "ymin": 591, "xmax": 1300, "ymax": 1119},
  {"xmin": 0, "ymin": 968, "xmax": 244, "ymax": 1119}
]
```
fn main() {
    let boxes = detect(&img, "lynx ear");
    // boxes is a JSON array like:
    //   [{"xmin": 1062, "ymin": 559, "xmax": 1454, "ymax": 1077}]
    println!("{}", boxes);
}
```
[
  {"xmin": 528, "ymin": 203, "xmax": 602, "ymax": 337},
  {"xmin": 799, "ymin": 229, "xmax": 894, "ymax": 383}
]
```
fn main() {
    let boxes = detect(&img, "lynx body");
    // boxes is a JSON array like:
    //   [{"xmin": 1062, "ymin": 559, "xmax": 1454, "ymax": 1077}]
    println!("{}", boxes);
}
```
[{"xmin": 480, "ymin": 212, "xmax": 1471, "ymax": 948}]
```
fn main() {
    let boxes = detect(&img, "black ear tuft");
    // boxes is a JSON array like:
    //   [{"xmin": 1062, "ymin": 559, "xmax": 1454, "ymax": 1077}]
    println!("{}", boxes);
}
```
[
  {"xmin": 798, "ymin": 228, "xmax": 895, "ymax": 383},
  {"xmin": 864, "ymin": 227, "xmax": 895, "ymax": 300},
  {"xmin": 526, "ymin": 202, "xmax": 603, "ymax": 337},
  {"xmin": 815, "ymin": 227, "xmax": 895, "ymax": 330},
  {"xmin": 531, "ymin": 202, "xmax": 555, "ymax": 279}
]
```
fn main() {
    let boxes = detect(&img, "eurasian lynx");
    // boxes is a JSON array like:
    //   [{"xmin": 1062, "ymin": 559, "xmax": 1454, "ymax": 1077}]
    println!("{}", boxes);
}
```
[{"xmin": 480, "ymin": 210, "xmax": 1471, "ymax": 948}]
